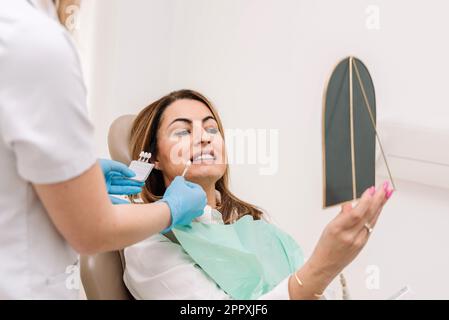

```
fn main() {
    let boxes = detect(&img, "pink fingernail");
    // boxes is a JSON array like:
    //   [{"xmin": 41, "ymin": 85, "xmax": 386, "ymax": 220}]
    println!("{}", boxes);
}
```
[
  {"xmin": 386, "ymin": 189, "xmax": 394, "ymax": 199},
  {"xmin": 369, "ymin": 186, "xmax": 376, "ymax": 196},
  {"xmin": 383, "ymin": 181, "xmax": 389, "ymax": 192}
]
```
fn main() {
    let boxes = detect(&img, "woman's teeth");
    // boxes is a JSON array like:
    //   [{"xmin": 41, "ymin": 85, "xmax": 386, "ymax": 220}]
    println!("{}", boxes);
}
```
[{"xmin": 193, "ymin": 154, "xmax": 215, "ymax": 162}]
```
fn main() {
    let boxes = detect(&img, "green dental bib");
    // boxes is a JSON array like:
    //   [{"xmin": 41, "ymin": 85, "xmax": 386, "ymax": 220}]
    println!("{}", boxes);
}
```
[{"xmin": 172, "ymin": 215, "xmax": 304, "ymax": 300}]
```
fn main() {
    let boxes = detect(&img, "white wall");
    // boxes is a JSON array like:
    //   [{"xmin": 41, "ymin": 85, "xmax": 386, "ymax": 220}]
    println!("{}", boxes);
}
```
[
  {"xmin": 81, "ymin": 0, "xmax": 449, "ymax": 299},
  {"xmin": 79, "ymin": 0, "xmax": 176, "ymax": 157}
]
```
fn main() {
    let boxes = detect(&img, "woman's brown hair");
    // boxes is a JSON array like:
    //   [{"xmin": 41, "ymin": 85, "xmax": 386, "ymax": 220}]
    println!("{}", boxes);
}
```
[{"xmin": 129, "ymin": 89, "xmax": 263, "ymax": 224}]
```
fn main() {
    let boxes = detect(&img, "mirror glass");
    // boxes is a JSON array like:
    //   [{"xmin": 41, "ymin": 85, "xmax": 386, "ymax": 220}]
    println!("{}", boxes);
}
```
[{"xmin": 323, "ymin": 57, "xmax": 376, "ymax": 208}]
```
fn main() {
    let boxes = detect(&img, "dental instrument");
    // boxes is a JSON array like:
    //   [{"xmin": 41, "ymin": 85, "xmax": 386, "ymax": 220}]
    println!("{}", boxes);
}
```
[
  {"xmin": 180, "ymin": 160, "xmax": 212, "ymax": 223},
  {"xmin": 128, "ymin": 151, "xmax": 154, "ymax": 183},
  {"xmin": 182, "ymin": 160, "xmax": 192, "ymax": 177}
]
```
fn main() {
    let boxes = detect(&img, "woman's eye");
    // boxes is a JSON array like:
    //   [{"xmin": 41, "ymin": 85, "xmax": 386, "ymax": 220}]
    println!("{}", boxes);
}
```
[
  {"xmin": 206, "ymin": 127, "xmax": 219, "ymax": 134},
  {"xmin": 174, "ymin": 129, "xmax": 190, "ymax": 136}
]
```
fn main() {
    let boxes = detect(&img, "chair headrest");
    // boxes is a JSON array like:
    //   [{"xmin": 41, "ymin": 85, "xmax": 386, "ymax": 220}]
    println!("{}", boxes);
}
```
[{"xmin": 108, "ymin": 114, "xmax": 137, "ymax": 165}]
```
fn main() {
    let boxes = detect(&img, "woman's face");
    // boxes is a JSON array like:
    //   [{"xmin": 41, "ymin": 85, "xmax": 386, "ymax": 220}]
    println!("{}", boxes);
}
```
[{"xmin": 154, "ymin": 99, "xmax": 226, "ymax": 187}]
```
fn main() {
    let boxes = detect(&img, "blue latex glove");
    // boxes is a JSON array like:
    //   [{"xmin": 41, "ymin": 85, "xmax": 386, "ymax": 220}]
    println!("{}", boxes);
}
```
[
  {"xmin": 109, "ymin": 194, "xmax": 131, "ymax": 205},
  {"xmin": 99, "ymin": 159, "xmax": 144, "ymax": 204},
  {"xmin": 159, "ymin": 176, "xmax": 207, "ymax": 233}
]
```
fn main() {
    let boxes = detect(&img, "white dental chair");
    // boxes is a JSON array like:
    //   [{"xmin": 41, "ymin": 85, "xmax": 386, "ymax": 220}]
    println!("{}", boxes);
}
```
[{"xmin": 80, "ymin": 115, "xmax": 137, "ymax": 300}]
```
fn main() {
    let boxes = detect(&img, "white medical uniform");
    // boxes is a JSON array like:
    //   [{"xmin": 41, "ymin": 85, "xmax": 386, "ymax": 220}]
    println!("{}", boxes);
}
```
[{"xmin": 0, "ymin": 0, "xmax": 96, "ymax": 299}]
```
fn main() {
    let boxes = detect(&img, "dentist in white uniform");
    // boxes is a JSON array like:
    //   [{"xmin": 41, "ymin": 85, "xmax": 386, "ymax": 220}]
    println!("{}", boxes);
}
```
[{"xmin": 0, "ymin": 0, "xmax": 206, "ymax": 299}]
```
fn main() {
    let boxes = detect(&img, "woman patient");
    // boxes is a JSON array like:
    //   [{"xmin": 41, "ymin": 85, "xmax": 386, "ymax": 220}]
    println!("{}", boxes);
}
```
[{"xmin": 123, "ymin": 89, "xmax": 393, "ymax": 300}]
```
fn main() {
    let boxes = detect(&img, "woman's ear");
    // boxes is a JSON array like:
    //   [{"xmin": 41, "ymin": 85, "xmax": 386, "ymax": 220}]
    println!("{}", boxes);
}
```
[{"xmin": 153, "ymin": 157, "xmax": 162, "ymax": 170}]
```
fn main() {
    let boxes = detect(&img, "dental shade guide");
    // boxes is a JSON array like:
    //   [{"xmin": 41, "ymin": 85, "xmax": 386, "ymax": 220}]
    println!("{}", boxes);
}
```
[
  {"xmin": 128, "ymin": 151, "xmax": 154, "ymax": 183},
  {"xmin": 138, "ymin": 151, "xmax": 151, "ymax": 163}
]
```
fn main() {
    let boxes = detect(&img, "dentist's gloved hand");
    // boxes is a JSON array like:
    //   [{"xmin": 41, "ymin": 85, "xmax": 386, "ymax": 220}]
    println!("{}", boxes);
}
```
[
  {"xmin": 109, "ymin": 194, "xmax": 132, "ymax": 205},
  {"xmin": 159, "ymin": 176, "xmax": 207, "ymax": 233},
  {"xmin": 99, "ymin": 159, "xmax": 144, "ymax": 204}
]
